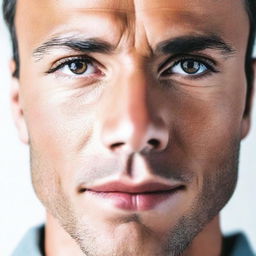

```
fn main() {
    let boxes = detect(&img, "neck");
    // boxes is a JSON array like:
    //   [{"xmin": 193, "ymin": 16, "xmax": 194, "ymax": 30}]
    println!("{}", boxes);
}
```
[
  {"xmin": 45, "ymin": 213, "xmax": 84, "ymax": 256},
  {"xmin": 45, "ymin": 213, "xmax": 222, "ymax": 256}
]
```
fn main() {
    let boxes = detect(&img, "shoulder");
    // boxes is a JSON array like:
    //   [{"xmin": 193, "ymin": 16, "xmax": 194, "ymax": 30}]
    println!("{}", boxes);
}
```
[
  {"xmin": 12, "ymin": 224, "xmax": 45, "ymax": 256},
  {"xmin": 222, "ymin": 232, "xmax": 255, "ymax": 256}
]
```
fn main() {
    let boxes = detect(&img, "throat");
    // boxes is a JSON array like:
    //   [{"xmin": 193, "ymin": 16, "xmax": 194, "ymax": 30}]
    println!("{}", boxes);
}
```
[{"xmin": 45, "ymin": 212, "xmax": 84, "ymax": 256}]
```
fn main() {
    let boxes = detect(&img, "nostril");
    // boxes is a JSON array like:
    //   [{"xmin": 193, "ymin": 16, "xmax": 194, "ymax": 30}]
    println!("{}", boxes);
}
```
[
  {"xmin": 148, "ymin": 139, "xmax": 160, "ymax": 149},
  {"xmin": 110, "ymin": 142, "xmax": 125, "ymax": 150}
]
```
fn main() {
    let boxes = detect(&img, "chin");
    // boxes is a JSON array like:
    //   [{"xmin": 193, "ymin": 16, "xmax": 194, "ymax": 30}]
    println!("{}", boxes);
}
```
[
  {"xmin": 59, "ymin": 208, "xmax": 190, "ymax": 256},
  {"xmin": 76, "ymin": 222, "xmax": 169, "ymax": 256}
]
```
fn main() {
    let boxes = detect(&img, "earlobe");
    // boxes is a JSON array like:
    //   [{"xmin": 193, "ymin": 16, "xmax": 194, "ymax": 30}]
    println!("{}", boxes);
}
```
[
  {"xmin": 241, "ymin": 117, "xmax": 250, "ymax": 139},
  {"xmin": 241, "ymin": 59, "xmax": 256, "ymax": 139},
  {"xmin": 10, "ymin": 60, "xmax": 29, "ymax": 144}
]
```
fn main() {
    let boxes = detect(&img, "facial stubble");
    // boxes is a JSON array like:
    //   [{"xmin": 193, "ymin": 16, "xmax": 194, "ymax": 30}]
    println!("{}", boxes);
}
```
[{"xmin": 30, "ymin": 139, "xmax": 239, "ymax": 256}]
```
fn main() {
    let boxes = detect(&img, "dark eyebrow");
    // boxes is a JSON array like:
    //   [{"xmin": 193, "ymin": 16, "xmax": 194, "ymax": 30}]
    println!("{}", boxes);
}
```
[
  {"xmin": 155, "ymin": 34, "xmax": 236, "ymax": 56},
  {"xmin": 33, "ymin": 34, "xmax": 235, "ymax": 61},
  {"xmin": 33, "ymin": 36, "xmax": 114, "ymax": 61}
]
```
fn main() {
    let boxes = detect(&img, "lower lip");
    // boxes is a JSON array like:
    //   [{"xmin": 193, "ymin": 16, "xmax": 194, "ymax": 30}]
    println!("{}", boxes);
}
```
[{"xmin": 86, "ymin": 189, "xmax": 181, "ymax": 211}]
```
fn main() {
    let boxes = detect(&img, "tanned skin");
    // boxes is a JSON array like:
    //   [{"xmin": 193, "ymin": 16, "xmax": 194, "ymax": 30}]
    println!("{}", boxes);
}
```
[{"xmin": 11, "ymin": 0, "xmax": 254, "ymax": 255}]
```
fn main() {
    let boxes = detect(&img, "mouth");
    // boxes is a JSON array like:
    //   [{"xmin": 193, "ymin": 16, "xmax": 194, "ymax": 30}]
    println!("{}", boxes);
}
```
[{"xmin": 79, "ymin": 181, "xmax": 185, "ymax": 211}]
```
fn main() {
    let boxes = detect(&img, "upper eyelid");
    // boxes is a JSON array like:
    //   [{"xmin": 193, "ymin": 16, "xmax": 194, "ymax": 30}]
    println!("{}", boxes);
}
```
[
  {"xmin": 172, "ymin": 58, "xmax": 214, "ymax": 73},
  {"xmin": 158, "ymin": 54, "xmax": 217, "ymax": 74},
  {"xmin": 46, "ymin": 55, "xmax": 100, "ymax": 74}
]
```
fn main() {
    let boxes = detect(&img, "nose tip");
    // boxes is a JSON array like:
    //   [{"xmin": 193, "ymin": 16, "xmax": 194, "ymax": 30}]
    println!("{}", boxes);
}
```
[{"xmin": 102, "ymin": 119, "xmax": 169, "ymax": 154}]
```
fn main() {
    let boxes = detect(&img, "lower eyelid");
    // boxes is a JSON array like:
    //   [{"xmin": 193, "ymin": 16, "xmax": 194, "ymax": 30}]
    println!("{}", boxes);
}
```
[
  {"xmin": 54, "ymin": 67, "xmax": 104, "ymax": 81},
  {"xmin": 52, "ymin": 73, "xmax": 99, "ymax": 82}
]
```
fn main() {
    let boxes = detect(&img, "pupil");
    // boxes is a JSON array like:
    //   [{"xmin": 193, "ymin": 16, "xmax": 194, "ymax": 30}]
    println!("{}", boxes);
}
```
[
  {"xmin": 69, "ymin": 61, "xmax": 87, "ymax": 74},
  {"xmin": 182, "ymin": 60, "xmax": 200, "ymax": 74}
]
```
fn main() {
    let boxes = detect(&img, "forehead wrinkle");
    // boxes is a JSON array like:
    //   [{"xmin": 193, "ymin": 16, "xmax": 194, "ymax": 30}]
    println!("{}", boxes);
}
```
[
  {"xmin": 17, "ymin": 0, "xmax": 248, "ymax": 66},
  {"xmin": 82, "ymin": 2, "xmax": 137, "ymax": 53},
  {"xmin": 131, "ymin": 5, "xmax": 219, "ymax": 57},
  {"xmin": 70, "ymin": 7, "xmax": 134, "ymax": 14},
  {"xmin": 53, "ymin": 0, "xmax": 136, "ymax": 12},
  {"xmin": 70, "ymin": 6, "xmax": 137, "ymax": 55},
  {"xmin": 29, "ymin": 11, "xmax": 136, "ymax": 59}
]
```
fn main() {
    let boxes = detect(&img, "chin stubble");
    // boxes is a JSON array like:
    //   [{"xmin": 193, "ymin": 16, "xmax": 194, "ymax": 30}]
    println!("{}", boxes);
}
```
[{"xmin": 30, "ymin": 140, "xmax": 239, "ymax": 256}]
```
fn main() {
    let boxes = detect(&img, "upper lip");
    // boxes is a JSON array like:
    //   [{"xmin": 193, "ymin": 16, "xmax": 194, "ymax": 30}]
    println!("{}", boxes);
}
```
[{"xmin": 85, "ymin": 181, "xmax": 183, "ymax": 194}]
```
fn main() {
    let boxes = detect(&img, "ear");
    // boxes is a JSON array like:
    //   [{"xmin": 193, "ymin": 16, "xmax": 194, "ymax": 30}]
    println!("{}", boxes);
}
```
[
  {"xmin": 241, "ymin": 59, "xmax": 256, "ymax": 139},
  {"xmin": 10, "ymin": 60, "xmax": 29, "ymax": 144}
]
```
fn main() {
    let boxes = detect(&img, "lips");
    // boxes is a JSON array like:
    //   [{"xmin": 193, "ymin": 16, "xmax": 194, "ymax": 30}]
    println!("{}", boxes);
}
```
[{"xmin": 80, "ymin": 181, "xmax": 184, "ymax": 211}]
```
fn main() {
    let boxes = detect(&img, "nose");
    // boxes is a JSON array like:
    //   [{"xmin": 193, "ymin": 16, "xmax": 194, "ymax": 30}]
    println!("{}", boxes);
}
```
[{"xmin": 98, "ymin": 64, "xmax": 169, "ymax": 154}]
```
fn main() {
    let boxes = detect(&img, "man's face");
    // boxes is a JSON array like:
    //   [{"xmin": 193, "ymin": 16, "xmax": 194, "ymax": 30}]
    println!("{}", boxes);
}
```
[{"xmin": 14, "ymin": 0, "xmax": 251, "ymax": 255}]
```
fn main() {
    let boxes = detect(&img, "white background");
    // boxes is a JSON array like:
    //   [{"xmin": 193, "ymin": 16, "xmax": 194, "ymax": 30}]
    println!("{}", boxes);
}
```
[{"xmin": 0, "ymin": 2, "xmax": 255, "ymax": 255}]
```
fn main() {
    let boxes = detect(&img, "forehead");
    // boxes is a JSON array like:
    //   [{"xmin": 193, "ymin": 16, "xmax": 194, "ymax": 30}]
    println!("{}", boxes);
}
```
[{"xmin": 15, "ymin": 0, "xmax": 248, "ymax": 55}]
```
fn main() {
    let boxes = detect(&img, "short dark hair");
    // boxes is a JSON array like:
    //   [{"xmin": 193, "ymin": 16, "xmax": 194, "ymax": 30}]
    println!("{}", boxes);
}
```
[
  {"xmin": 3, "ymin": 0, "xmax": 18, "ymax": 77},
  {"xmin": 2, "ymin": 0, "xmax": 256, "ymax": 114}
]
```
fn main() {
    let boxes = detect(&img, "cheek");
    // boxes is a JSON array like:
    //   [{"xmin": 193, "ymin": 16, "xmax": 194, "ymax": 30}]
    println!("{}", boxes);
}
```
[
  {"xmin": 22, "ymin": 88, "xmax": 96, "ymax": 203},
  {"xmin": 23, "ymin": 81, "xmax": 96, "ymax": 155},
  {"xmin": 169, "ymin": 79, "xmax": 246, "ymax": 155},
  {"xmin": 160, "ymin": 74, "xmax": 246, "ymax": 189}
]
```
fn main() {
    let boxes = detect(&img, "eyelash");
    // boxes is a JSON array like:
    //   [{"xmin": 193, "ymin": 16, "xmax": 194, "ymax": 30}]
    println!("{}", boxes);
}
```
[
  {"xmin": 46, "ymin": 56, "xmax": 98, "ymax": 74},
  {"xmin": 160, "ymin": 55, "xmax": 218, "ymax": 79},
  {"xmin": 47, "ymin": 54, "xmax": 218, "ymax": 81}
]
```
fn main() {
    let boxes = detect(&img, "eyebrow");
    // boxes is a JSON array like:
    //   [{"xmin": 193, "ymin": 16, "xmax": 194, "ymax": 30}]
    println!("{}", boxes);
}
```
[
  {"xmin": 33, "ymin": 36, "xmax": 114, "ymax": 61},
  {"xmin": 33, "ymin": 33, "xmax": 236, "ymax": 61},
  {"xmin": 155, "ymin": 34, "xmax": 236, "ymax": 56}
]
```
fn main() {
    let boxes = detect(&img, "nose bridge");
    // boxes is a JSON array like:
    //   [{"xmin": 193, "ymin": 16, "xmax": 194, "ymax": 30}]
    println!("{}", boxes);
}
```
[
  {"xmin": 123, "ymin": 65, "xmax": 151, "ymax": 133},
  {"xmin": 99, "ymin": 60, "xmax": 169, "ymax": 154}
]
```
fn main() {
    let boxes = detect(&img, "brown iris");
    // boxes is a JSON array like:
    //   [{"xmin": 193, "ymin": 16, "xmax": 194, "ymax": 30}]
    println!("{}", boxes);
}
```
[
  {"xmin": 181, "ymin": 60, "xmax": 200, "ymax": 74},
  {"xmin": 69, "ymin": 60, "xmax": 88, "ymax": 75}
]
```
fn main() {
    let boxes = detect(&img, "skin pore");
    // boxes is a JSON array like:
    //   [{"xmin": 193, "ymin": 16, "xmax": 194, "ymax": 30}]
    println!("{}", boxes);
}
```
[{"xmin": 12, "ymin": 0, "xmax": 254, "ymax": 255}]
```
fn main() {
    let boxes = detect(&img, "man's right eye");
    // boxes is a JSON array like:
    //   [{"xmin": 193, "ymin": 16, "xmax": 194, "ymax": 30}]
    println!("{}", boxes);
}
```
[
  {"xmin": 47, "ymin": 57, "xmax": 102, "ymax": 78},
  {"xmin": 65, "ymin": 59, "xmax": 90, "ymax": 75}
]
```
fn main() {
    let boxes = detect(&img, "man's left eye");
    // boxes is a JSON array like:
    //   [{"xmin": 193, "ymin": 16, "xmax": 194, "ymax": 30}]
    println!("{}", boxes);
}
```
[{"xmin": 162, "ymin": 59, "xmax": 211, "ymax": 77}]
